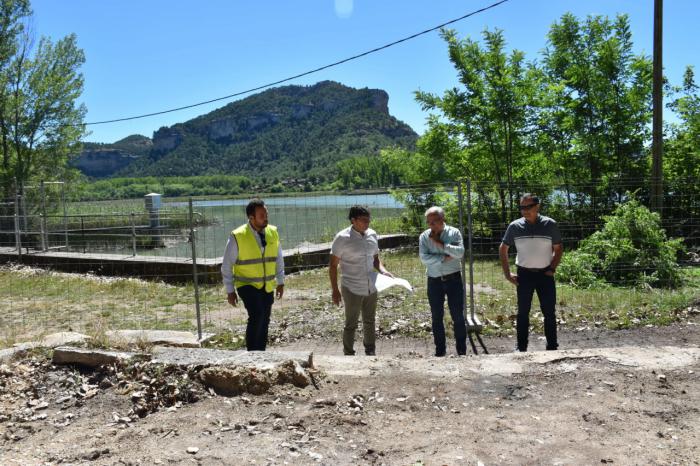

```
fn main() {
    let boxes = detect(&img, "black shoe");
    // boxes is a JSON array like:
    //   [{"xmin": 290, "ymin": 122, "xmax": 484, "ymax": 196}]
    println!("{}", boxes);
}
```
[
  {"xmin": 513, "ymin": 347, "xmax": 526, "ymax": 353},
  {"xmin": 457, "ymin": 352, "xmax": 466, "ymax": 356},
  {"xmin": 344, "ymin": 351, "xmax": 356, "ymax": 356},
  {"xmin": 365, "ymin": 350, "xmax": 376, "ymax": 356},
  {"xmin": 435, "ymin": 351, "xmax": 446, "ymax": 357}
]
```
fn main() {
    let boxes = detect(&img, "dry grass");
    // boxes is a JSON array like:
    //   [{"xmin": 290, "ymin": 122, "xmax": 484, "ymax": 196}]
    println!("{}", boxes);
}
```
[{"xmin": 1, "ymin": 254, "xmax": 698, "ymax": 346}]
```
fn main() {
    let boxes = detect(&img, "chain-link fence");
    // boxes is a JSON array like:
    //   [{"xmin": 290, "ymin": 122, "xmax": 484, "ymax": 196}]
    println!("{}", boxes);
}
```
[{"xmin": 1, "ymin": 179, "xmax": 698, "ymax": 346}]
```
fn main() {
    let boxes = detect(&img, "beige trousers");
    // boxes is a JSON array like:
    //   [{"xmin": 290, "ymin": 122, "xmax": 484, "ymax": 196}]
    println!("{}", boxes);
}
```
[{"xmin": 341, "ymin": 286, "xmax": 378, "ymax": 355}]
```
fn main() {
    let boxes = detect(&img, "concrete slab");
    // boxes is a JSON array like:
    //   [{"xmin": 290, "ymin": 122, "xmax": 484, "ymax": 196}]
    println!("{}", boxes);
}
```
[
  {"xmin": 52, "ymin": 346, "xmax": 135, "ymax": 368},
  {"xmin": 49, "ymin": 345, "xmax": 314, "ymax": 396},
  {"xmin": 105, "ymin": 330, "xmax": 200, "ymax": 348},
  {"xmin": 314, "ymin": 345, "xmax": 700, "ymax": 378},
  {"xmin": 199, "ymin": 360, "xmax": 311, "ymax": 396},
  {"xmin": 50, "ymin": 345, "xmax": 313, "ymax": 371},
  {"xmin": 150, "ymin": 347, "xmax": 313, "ymax": 369},
  {"xmin": 0, "ymin": 342, "xmax": 38, "ymax": 364},
  {"xmin": 40, "ymin": 332, "xmax": 90, "ymax": 348}
]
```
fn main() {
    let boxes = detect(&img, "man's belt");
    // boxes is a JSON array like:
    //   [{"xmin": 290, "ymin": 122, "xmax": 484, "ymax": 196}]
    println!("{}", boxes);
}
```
[
  {"xmin": 428, "ymin": 271, "xmax": 462, "ymax": 281},
  {"xmin": 517, "ymin": 265, "xmax": 551, "ymax": 273}
]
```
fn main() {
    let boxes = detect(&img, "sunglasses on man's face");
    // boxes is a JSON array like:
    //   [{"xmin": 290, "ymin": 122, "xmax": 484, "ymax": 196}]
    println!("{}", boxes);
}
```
[{"xmin": 519, "ymin": 203, "xmax": 538, "ymax": 211}]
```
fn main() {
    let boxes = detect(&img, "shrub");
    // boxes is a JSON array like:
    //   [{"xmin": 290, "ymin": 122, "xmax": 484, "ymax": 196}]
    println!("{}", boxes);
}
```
[{"xmin": 558, "ymin": 198, "xmax": 685, "ymax": 288}]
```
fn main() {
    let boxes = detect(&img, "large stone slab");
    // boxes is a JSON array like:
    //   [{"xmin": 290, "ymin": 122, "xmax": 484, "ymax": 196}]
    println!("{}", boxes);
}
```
[
  {"xmin": 0, "ymin": 342, "xmax": 42, "ymax": 363},
  {"xmin": 150, "ymin": 347, "xmax": 313, "ymax": 369},
  {"xmin": 199, "ymin": 360, "xmax": 311, "ymax": 396},
  {"xmin": 50, "ymin": 345, "xmax": 314, "ymax": 396},
  {"xmin": 41, "ymin": 332, "xmax": 90, "ymax": 348},
  {"xmin": 52, "ymin": 346, "xmax": 135, "ymax": 367},
  {"xmin": 105, "ymin": 330, "xmax": 200, "ymax": 348}
]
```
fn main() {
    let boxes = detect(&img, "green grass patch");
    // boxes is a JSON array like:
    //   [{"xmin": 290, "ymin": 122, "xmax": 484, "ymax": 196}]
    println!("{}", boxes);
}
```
[{"xmin": 0, "ymin": 254, "xmax": 697, "ymax": 346}]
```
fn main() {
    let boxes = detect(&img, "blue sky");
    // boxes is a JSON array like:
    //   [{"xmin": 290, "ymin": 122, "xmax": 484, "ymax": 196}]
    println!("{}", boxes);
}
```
[{"xmin": 30, "ymin": 0, "xmax": 699, "ymax": 143}]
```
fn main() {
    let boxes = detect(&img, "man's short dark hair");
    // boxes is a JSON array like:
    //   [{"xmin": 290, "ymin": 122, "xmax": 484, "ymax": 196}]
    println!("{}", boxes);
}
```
[
  {"xmin": 246, "ymin": 198, "xmax": 266, "ymax": 217},
  {"xmin": 520, "ymin": 193, "xmax": 540, "ymax": 204},
  {"xmin": 348, "ymin": 205, "xmax": 370, "ymax": 221}
]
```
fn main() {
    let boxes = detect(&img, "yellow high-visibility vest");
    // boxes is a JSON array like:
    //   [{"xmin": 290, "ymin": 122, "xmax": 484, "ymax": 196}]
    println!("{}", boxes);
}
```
[{"xmin": 232, "ymin": 224, "xmax": 279, "ymax": 293}]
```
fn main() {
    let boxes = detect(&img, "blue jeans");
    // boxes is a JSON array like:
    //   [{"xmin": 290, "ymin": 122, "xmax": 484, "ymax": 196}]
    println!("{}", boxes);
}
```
[
  {"xmin": 238, "ymin": 285, "xmax": 274, "ymax": 351},
  {"xmin": 516, "ymin": 267, "xmax": 558, "ymax": 351},
  {"xmin": 427, "ymin": 273, "xmax": 467, "ymax": 355}
]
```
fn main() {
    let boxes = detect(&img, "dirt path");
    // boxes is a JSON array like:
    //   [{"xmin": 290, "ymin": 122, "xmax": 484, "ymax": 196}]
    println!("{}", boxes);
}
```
[{"xmin": 1, "ymin": 321, "xmax": 699, "ymax": 465}]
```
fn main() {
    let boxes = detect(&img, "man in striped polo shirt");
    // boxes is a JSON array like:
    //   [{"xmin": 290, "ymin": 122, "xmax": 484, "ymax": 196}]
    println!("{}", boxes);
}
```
[{"xmin": 499, "ymin": 194, "xmax": 563, "ymax": 352}]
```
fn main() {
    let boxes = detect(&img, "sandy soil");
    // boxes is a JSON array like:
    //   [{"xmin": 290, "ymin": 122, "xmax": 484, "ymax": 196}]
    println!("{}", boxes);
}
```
[{"xmin": 1, "ymin": 320, "xmax": 699, "ymax": 465}]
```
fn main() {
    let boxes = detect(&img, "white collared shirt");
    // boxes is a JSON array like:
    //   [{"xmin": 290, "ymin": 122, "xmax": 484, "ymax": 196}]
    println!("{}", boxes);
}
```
[{"xmin": 331, "ymin": 226, "xmax": 379, "ymax": 296}]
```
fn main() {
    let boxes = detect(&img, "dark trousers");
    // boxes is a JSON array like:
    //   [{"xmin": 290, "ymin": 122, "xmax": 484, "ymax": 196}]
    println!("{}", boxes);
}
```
[
  {"xmin": 238, "ymin": 285, "xmax": 274, "ymax": 351},
  {"xmin": 427, "ymin": 274, "xmax": 467, "ymax": 355},
  {"xmin": 516, "ymin": 267, "xmax": 558, "ymax": 351}
]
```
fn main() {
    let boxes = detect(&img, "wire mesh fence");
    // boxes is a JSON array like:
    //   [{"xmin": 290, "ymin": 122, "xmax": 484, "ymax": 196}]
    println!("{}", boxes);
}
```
[{"xmin": 0, "ymin": 179, "xmax": 698, "ymax": 346}]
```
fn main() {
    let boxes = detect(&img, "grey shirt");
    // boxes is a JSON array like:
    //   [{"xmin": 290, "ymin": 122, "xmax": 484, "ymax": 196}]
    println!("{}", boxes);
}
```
[
  {"xmin": 502, "ymin": 215, "xmax": 562, "ymax": 269},
  {"xmin": 331, "ymin": 226, "xmax": 379, "ymax": 296}
]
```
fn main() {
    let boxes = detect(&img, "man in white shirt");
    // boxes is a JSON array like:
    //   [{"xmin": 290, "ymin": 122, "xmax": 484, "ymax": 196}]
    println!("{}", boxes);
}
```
[{"xmin": 329, "ymin": 206, "xmax": 393, "ymax": 356}]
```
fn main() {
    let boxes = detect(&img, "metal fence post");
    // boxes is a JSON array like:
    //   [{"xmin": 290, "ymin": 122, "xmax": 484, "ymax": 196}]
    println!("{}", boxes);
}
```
[
  {"xmin": 130, "ymin": 213, "xmax": 137, "ymax": 256},
  {"xmin": 81, "ymin": 215, "xmax": 85, "ymax": 254},
  {"xmin": 21, "ymin": 185, "xmax": 27, "ymax": 231},
  {"xmin": 189, "ymin": 198, "xmax": 203, "ymax": 340},
  {"xmin": 14, "ymin": 188, "xmax": 22, "ymax": 261},
  {"xmin": 457, "ymin": 183, "xmax": 467, "ymax": 316},
  {"xmin": 466, "ymin": 179, "xmax": 477, "ymax": 327},
  {"xmin": 62, "ymin": 181, "xmax": 68, "ymax": 249},
  {"xmin": 40, "ymin": 181, "xmax": 47, "ymax": 251}
]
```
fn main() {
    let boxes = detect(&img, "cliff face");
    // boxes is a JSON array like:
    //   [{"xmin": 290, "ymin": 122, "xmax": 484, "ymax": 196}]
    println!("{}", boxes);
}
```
[
  {"xmin": 72, "ymin": 149, "xmax": 139, "ymax": 178},
  {"xmin": 73, "ymin": 81, "xmax": 417, "ymax": 179},
  {"xmin": 152, "ymin": 127, "xmax": 184, "ymax": 153}
]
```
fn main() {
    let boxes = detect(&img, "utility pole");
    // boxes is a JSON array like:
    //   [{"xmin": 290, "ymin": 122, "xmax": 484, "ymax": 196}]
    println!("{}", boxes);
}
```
[{"xmin": 651, "ymin": 0, "xmax": 663, "ymax": 212}]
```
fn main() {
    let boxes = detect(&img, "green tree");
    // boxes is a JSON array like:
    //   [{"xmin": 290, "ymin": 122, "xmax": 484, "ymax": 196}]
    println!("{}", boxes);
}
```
[
  {"xmin": 542, "ymin": 14, "xmax": 652, "ymax": 202},
  {"xmin": 0, "ymin": 0, "xmax": 86, "ymax": 197},
  {"xmin": 414, "ymin": 28, "xmax": 542, "ymax": 223},
  {"xmin": 0, "ymin": 0, "xmax": 31, "ymax": 195},
  {"xmin": 663, "ymin": 66, "xmax": 700, "ymax": 233},
  {"xmin": 665, "ymin": 67, "xmax": 700, "ymax": 190}
]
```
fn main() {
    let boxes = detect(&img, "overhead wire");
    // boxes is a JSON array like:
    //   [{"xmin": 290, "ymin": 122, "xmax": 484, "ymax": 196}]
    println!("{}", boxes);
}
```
[{"xmin": 82, "ymin": 0, "xmax": 510, "ymax": 126}]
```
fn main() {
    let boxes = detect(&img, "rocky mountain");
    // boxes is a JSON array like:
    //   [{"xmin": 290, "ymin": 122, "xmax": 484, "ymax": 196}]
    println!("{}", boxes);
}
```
[
  {"xmin": 75, "ymin": 135, "xmax": 152, "ymax": 177},
  {"xmin": 74, "ymin": 81, "xmax": 418, "ymax": 181}
]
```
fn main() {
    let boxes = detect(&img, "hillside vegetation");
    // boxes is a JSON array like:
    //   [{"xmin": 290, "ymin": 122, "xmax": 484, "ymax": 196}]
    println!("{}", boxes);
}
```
[{"xmin": 74, "ymin": 81, "xmax": 417, "ymax": 183}]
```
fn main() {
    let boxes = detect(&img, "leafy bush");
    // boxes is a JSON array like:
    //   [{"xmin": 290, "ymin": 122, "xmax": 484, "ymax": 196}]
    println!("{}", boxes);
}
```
[{"xmin": 558, "ymin": 198, "xmax": 685, "ymax": 288}]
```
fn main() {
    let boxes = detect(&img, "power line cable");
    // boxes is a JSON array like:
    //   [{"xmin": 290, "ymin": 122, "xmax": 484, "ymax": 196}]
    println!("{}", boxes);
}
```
[{"xmin": 84, "ymin": 0, "xmax": 510, "ymax": 126}]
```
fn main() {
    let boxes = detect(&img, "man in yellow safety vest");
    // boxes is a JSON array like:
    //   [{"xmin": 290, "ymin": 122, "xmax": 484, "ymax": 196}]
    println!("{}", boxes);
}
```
[{"xmin": 222, "ymin": 199, "xmax": 285, "ymax": 351}]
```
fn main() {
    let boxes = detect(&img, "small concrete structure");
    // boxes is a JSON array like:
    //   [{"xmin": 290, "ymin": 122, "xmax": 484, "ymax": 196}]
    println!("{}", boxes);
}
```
[{"xmin": 144, "ymin": 193, "xmax": 162, "ymax": 228}]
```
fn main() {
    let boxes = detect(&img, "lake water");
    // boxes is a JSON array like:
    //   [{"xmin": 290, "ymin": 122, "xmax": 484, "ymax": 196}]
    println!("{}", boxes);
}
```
[{"xmin": 160, "ymin": 193, "xmax": 406, "ymax": 259}]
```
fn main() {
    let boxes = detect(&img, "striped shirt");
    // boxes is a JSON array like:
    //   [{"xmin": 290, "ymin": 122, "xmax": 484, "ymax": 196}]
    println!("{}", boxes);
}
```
[{"xmin": 502, "ymin": 215, "xmax": 562, "ymax": 269}]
